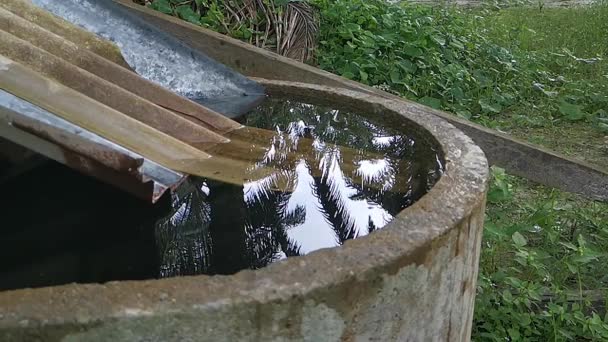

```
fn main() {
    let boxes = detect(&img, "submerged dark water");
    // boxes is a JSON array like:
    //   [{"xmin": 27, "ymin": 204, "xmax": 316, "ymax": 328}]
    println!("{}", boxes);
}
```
[{"xmin": 0, "ymin": 98, "xmax": 443, "ymax": 290}]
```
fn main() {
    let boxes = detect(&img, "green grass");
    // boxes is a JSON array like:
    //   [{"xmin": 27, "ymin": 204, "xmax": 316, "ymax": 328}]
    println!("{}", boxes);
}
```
[
  {"xmin": 477, "ymin": 168, "xmax": 608, "ymax": 340},
  {"xmin": 478, "ymin": 3, "xmax": 608, "ymax": 167},
  {"xmin": 483, "ymin": 5, "xmax": 608, "ymax": 61},
  {"xmin": 312, "ymin": 0, "xmax": 608, "ymax": 166}
]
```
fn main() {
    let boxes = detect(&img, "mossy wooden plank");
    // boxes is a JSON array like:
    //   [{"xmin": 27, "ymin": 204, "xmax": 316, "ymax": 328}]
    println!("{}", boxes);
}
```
[
  {"xmin": 0, "ymin": 57, "xmax": 285, "ymax": 186},
  {"xmin": 0, "ymin": 0, "xmax": 130, "ymax": 69},
  {"xmin": 0, "ymin": 6, "xmax": 240, "ymax": 134},
  {"xmin": 0, "ymin": 29, "xmax": 228, "ymax": 146},
  {"xmin": 0, "ymin": 56, "xmax": 209, "ymax": 167}
]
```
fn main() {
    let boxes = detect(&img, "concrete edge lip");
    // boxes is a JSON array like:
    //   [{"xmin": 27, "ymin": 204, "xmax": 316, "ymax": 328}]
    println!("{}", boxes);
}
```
[{"xmin": 0, "ymin": 80, "xmax": 489, "ymax": 327}]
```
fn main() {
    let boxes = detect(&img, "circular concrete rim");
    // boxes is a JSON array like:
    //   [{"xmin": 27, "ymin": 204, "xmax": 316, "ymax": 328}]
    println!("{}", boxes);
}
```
[{"xmin": 0, "ymin": 80, "xmax": 489, "ymax": 327}]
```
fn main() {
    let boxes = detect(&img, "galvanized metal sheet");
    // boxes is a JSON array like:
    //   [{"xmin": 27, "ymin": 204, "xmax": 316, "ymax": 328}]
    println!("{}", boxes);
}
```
[
  {"xmin": 0, "ymin": 89, "xmax": 185, "ymax": 202},
  {"xmin": 0, "ymin": 6, "xmax": 241, "ymax": 134},
  {"xmin": 31, "ymin": 0, "xmax": 265, "ymax": 118}
]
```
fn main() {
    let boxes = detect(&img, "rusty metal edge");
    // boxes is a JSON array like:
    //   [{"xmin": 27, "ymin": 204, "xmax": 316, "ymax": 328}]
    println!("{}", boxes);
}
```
[{"xmin": 0, "ymin": 90, "xmax": 186, "ymax": 203}]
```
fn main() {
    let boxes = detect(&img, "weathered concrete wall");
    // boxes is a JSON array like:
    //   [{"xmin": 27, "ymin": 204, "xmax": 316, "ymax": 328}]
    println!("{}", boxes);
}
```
[
  {"xmin": 0, "ymin": 214, "xmax": 485, "ymax": 341},
  {"xmin": 0, "ymin": 210, "xmax": 485, "ymax": 341},
  {"xmin": 113, "ymin": 0, "xmax": 608, "ymax": 202},
  {"xmin": 0, "ymin": 82, "xmax": 488, "ymax": 341}
]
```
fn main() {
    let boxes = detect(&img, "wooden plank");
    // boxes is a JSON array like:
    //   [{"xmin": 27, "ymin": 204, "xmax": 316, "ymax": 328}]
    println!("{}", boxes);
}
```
[
  {"xmin": 114, "ymin": 0, "xmax": 608, "ymax": 202},
  {"xmin": 1, "ymin": 106, "xmax": 143, "ymax": 175},
  {"xmin": 0, "ymin": 56, "xmax": 210, "ymax": 168},
  {"xmin": 0, "ymin": 29, "xmax": 229, "ymax": 146},
  {"xmin": 0, "ymin": 108, "xmax": 158, "ymax": 201},
  {"xmin": 0, "ymin": 6, "xmax": 240, "ymax": 134},
  {"xmin": 0, "ymin": 57, "xmax": 287, "ymax": 188},
  {"xmin": 0, "ymin": 57, "xmax": 390, "ymax": 192},
  {"xmin": 0, "ymin": 0, "xmax": 130, "ymax": 69}
]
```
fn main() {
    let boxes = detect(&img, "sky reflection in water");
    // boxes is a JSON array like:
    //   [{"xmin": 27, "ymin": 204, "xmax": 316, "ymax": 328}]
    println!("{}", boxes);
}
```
[{"xmin": 157, "ymin": 97, "xmax": 443, "ymax": 276}]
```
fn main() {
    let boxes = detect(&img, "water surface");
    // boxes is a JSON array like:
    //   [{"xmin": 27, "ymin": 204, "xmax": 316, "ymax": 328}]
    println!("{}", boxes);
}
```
[{"xmin": 0, "ymin": 98, "xmax": 443, "ymax": 290}]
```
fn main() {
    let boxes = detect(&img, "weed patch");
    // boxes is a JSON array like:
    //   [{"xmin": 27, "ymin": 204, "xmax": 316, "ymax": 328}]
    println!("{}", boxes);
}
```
[{"xmin": 478, "ymin": 168, "xmax": 608, "ymax": 340}]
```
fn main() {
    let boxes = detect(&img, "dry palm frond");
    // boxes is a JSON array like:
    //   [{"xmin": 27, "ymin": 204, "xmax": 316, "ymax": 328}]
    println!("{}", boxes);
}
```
[
  {"xmin": 279, "ymin": 1, "xmax": 318, "ymax": 63},
  {"xmin": 139, "ymin": 0, "xmax": 319, "ymax": 63},
  {"xmin": 228, "ymin": 0, "xmax": 319, "ymax": 62}
]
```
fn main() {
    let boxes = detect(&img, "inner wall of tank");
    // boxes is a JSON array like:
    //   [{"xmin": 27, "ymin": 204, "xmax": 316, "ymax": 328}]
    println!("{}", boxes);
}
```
[{"xmin": 0, "ymin": 95, "xmax": 444, "ymax": 291}]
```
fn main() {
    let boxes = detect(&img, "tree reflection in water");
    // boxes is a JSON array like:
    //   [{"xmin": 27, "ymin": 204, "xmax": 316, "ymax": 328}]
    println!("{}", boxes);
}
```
[
  {"xmin": 156, "ymin": 98, "xmax": 443, "ymax": 276},
  {"xmin": 0, "ymin": 98, "xmax": 443, "ymax": 290},
  {"xmin": 155, "ymin": 179, "xmax": 213, "ymax": 277}
]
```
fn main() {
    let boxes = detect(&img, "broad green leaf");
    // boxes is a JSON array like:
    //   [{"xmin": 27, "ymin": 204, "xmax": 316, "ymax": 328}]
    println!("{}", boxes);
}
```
[
  {"xmin": 479, "ymin": 99, "xmax": 502, "ymax": 114},
  {"xmin": 398, "ymin": 59, "xmax": 416, "ymax": 73},
  {"xmin": 403, "ymin": 46, "xmax": 423, "ymax": 58},
  {"xmin": 449, "ymin": 39, "xmax": 465, "ymax": 50},
  {"xmin": 451, "ymin": 87, "xmax": 465, "ymax": 101},
  {"xmin": 359, "ymin": 70, "xmax": 368, "ymax": 82},
  {"xmin": 341, "ymin": 71, "xmax": 355, "ymax": 79},
  {"xmin": 242, "ymin": 29, "xmax": 252, "ymax": 39},
  {"xmin": 150, "ymin": 0, "xmax": 172, "ymax": 14},
  {"xmin": 455, "ymin": 109, "xmax": 472, "ymax": 120},
  {"xmin": 566, "ymin": 262, "xmax": 578, "ymax": 274},
  {"xmin": 505, "ymin": 276, "xmax": 523, "ymax": 288},
  {"xmin": 484, "ymin": 222, "xmax": 504, "ymax": 239},
  {"xmin": 572, "ymin": 253, "xmax": 601, "ymax": 264},
  {"xmin": 175, "ymin": 5, "xmax": 201, "ymax": 25},
  {"xmin": 512, "ymin": 232, "xmax": 527, "ymax": 247},
  {"xmin": 343, "ymin": 23, "xmax": 361, "ymax": 32},
  {"xmin": 389, "ymin": 69, "xmax": 401, "ymax": 83},
  {"xmin": 558, "ymin": 101, "xmax": 585, "ymax": 121},
  {"xmin": 507, "ymin": 328, "xmax": 521, "ymax": 340},
  {"xmin": 576, "ymin": 234, "xmax": 586, "ymax": 248},
  {"xmin": 559, "ymin": 241, "xmax": 577, "ymax": 251},
  {"xmin": 431, "ymin": 35, "xmax": 446, "ymax": 46},
  {"xmin": 488, "ymin": 186, "xmax": 511, "ymax": 203},
  {"xmin": 418, "ymin": 96, "xmax": 441, "ymax": 109}
]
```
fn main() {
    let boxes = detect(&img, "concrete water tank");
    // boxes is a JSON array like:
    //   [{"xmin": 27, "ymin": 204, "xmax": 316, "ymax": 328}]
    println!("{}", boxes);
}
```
[{"xmin": 0, "ymin": 80, "xmax": 488, "ymax": 341}]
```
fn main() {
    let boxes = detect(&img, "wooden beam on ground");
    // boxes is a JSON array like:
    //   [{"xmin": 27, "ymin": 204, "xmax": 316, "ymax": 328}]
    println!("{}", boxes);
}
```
[{"xmin": 114, "ymin": 0, "xmax": 608, "ymax": 202}]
